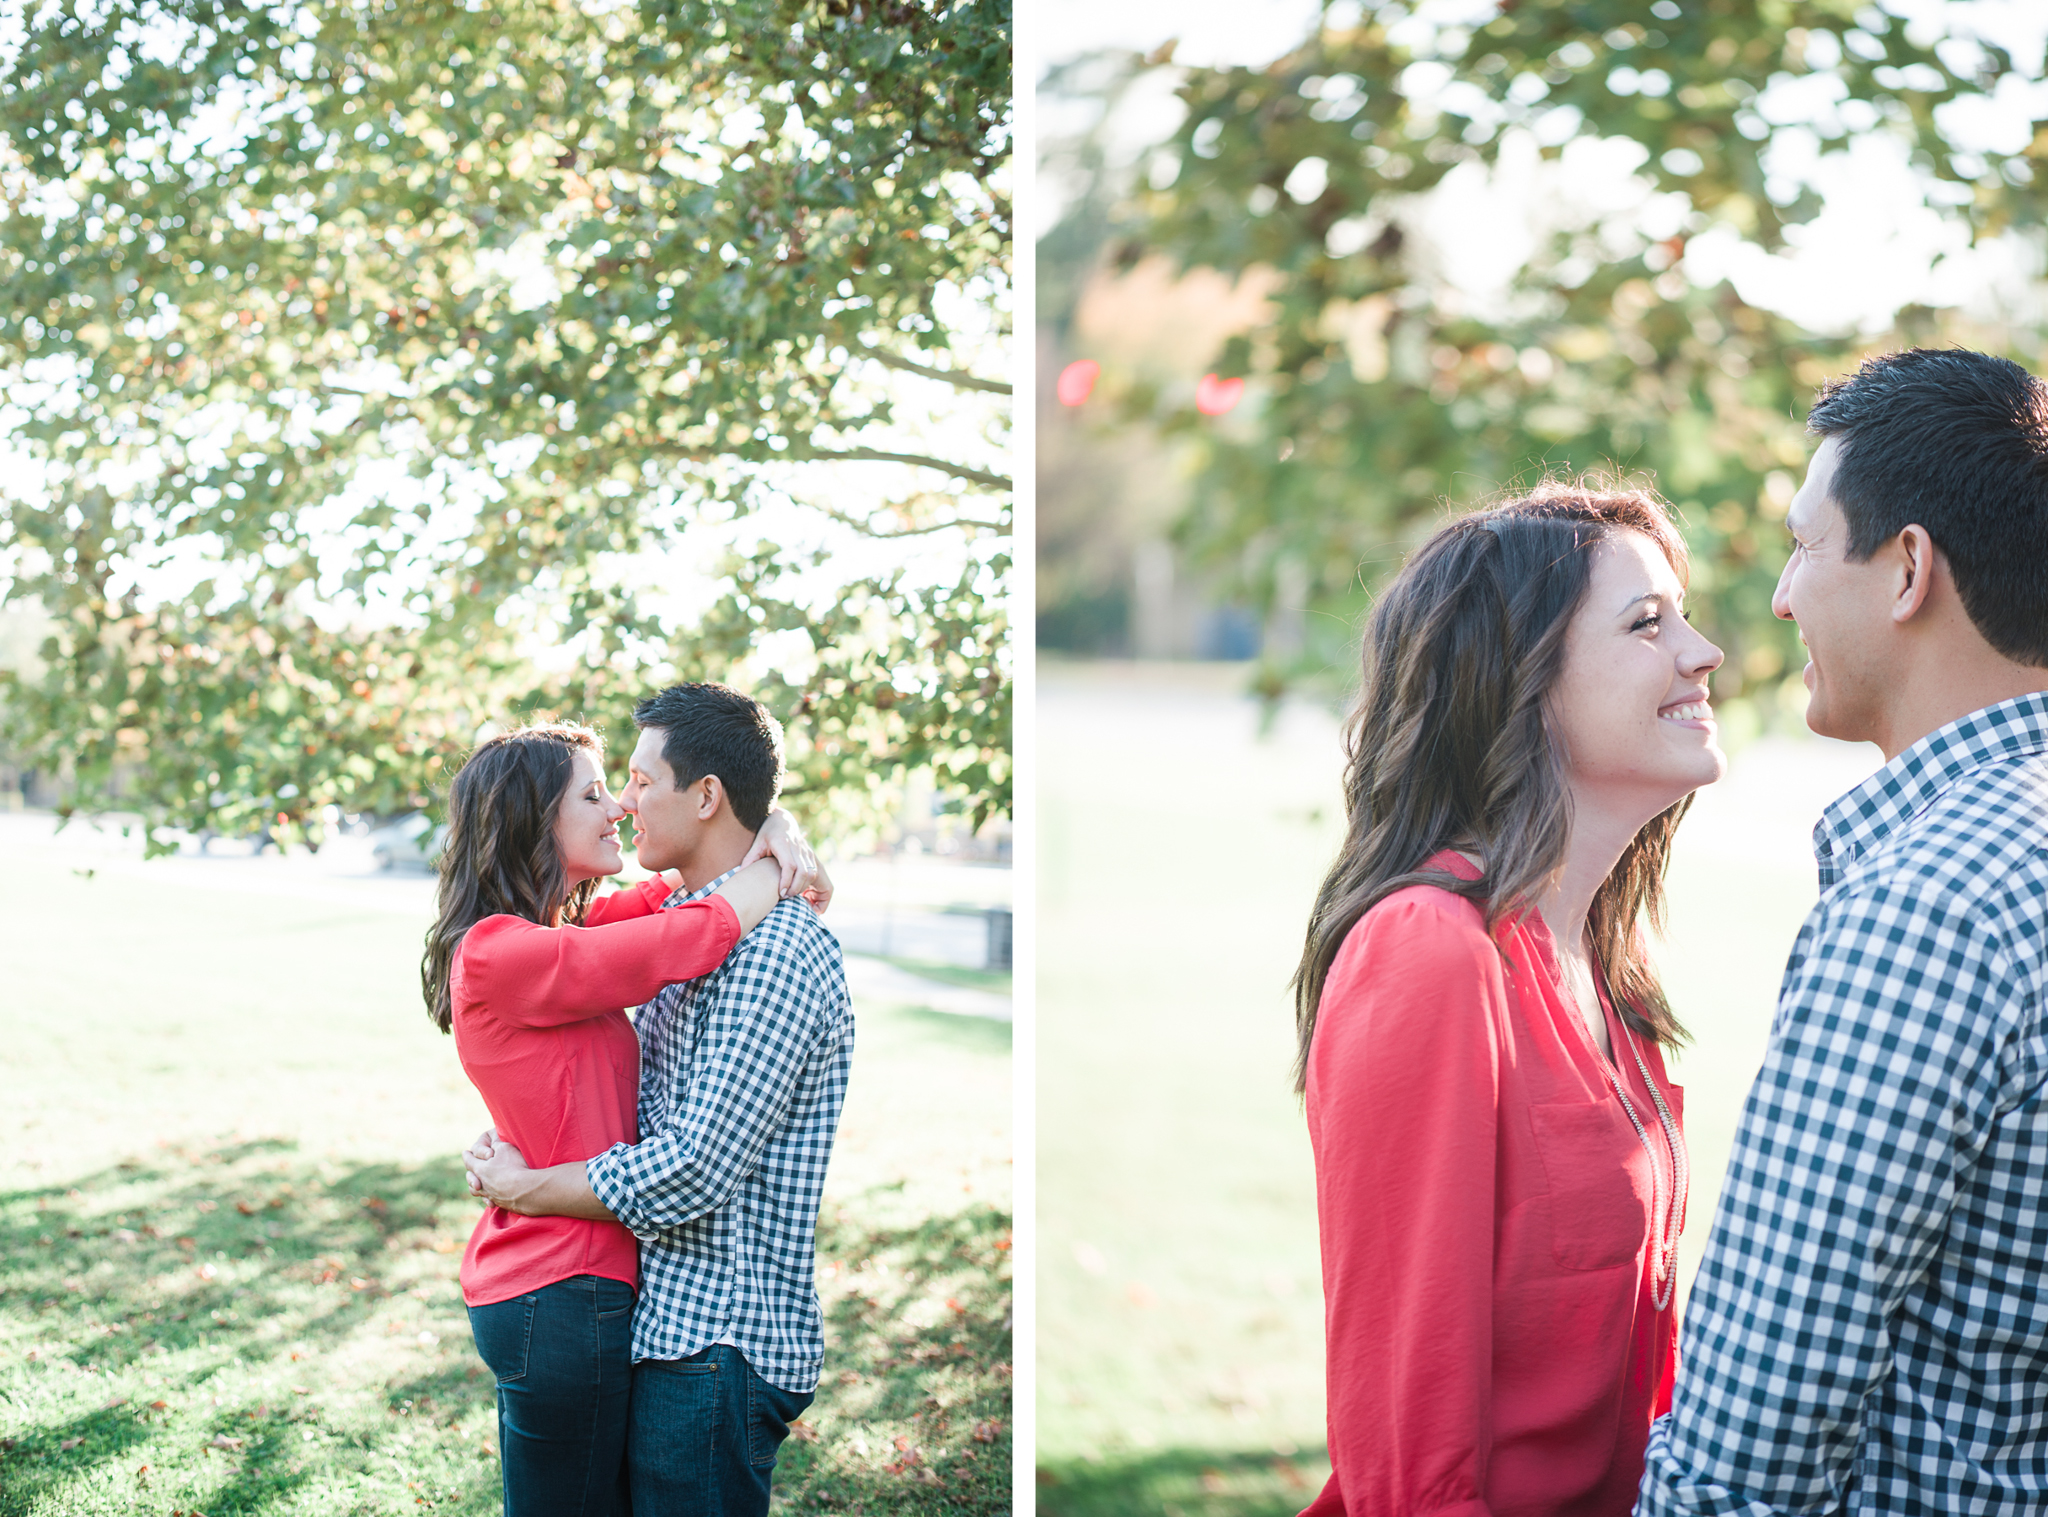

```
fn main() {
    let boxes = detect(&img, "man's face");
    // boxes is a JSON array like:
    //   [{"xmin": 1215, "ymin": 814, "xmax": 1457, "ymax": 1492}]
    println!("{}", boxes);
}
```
[
  {"xmin": 1773, "ymin": 435, "xmax": 1900, "ymax": 744},
  {"xmin": 619, "ymin": 727, "xmax": 702, "ymax": 873}
]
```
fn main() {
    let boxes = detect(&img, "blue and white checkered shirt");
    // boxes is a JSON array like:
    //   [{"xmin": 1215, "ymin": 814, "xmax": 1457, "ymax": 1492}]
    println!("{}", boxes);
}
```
[
  {"xmin": 584, "ymin": 869, "xmax": 853, "ymax": 1393},
  {"xmin": 1639, "ymin": 692, "xmax": 2048, "ymax": 1516}
]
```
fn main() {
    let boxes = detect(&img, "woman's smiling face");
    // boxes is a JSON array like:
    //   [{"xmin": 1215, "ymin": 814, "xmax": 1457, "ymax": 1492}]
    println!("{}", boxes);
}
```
[
  {"xmin": 1550, "ymin": 528, "xmax": 1728, "ymax": 816},
  {"xmin": 552, "ymin": 748, "xmax": 626, "ymax": 886}
]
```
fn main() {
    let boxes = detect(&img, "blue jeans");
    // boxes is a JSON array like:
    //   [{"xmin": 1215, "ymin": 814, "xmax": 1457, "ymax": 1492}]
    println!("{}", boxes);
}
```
[
  {"xmin": 467, "ymin": 1274, "xmax": 635, "ymax": 1517},
  {"xmin": 627, "ymin": 1345, "xmax": 815, "ymax": 1517}
]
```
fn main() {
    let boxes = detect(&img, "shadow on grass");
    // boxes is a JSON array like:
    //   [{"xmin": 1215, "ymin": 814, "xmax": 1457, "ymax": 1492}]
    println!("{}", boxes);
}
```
[
  {"xmin": 776, "ymin": 1199, "xmax": 1014, "ymax": 1515},
  {"xmin": 0, "ymin": 1139, "xmax": 495, "ymax": 1516},
  {"xmin": 2, "ymin": 1146, "xmax": 1013, "ymax": 1515},
  {"xmin": 1035, "ymin": 1445, "xmax": 1332, "ymax": 1517},
  {"xmin": 0, "ymin": 1141, "xmax": 473, "ymax": 1372}
]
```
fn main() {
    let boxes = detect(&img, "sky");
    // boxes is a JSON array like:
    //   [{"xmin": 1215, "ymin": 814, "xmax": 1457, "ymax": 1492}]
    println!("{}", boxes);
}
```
[{"xmin": 1033, "ymin": 0, "xmax": 2048, "ymax": 338}]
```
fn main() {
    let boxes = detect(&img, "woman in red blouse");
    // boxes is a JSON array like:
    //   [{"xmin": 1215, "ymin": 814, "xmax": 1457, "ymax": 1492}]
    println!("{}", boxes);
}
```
[
  {"xmin": 420, "ymin": 721, "xmax": 812, "ymax": 1517},
  {"xmin": 1293, "ymin": 484, "xmax": 1726, "ymax": 1517}
]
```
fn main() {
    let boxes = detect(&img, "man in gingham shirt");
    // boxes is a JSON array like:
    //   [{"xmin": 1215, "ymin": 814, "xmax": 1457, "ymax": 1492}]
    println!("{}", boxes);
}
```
[
  {"xmin": 470, "ymin": 683, "xmax": 853, "ymax": 1517},
  {"xmin": 1639, "ymin": 350, "xmax": 2048, "ymax": 1514}
]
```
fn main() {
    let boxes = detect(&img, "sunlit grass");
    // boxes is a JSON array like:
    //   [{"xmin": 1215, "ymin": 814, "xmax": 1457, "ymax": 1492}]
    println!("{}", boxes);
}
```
[{"xmin": 0, "ymin": 845, "xmax": 1010, "ymax": 1516}]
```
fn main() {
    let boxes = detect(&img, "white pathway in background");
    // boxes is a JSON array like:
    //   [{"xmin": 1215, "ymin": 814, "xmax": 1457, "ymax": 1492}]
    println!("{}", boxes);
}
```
[{"xmin": 0, "ymin": 811, "xmax": 1009, "ymax": 1019}]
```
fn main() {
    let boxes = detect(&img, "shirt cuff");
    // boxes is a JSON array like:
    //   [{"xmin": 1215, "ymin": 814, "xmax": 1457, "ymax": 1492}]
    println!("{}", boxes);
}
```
[
  {"xmin": 697, "ymin": 891, "xmax": 742, "ymax": 947},
  {"xmin": 586, "ymin": 1144, "xmax": 660, "ymax": 1242}
]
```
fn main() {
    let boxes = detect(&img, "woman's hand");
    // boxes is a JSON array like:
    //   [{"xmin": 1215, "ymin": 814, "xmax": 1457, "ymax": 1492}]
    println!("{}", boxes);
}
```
[{"xmin": 740, "ymin": 807, "xmax": 832, "ymax": 912}]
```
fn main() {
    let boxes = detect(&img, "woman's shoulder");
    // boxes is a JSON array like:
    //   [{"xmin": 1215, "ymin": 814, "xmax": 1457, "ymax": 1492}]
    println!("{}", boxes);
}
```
[
  {"xmin": 1326, "ymin": 877, "xmax": 1501, "ymax": 994},
  {"xmin": 1349, "ymin": 874, "xmax": 1490, "ymax": 943},
  {"xmin": 454, "ymin": 913, "xmax": 539, "ymax": 960},
  {"xmin": 448, "ymin": 914, "xmax": 542, "ymax": 1011}
]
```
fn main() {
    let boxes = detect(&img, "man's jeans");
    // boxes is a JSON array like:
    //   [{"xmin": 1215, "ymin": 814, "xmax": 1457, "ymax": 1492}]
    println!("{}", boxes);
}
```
[
  {"xmin": 467, "ymin": 1274, "xmax": 634, "ymax": 1517},
  {"xmin": 628, "ymin": 1345, "xmax": 815, "ymax": 1517}
]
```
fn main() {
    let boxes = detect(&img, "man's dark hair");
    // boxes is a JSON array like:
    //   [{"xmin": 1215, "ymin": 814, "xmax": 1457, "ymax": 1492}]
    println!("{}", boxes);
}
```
[
  {"xmin": 1807, "ymin": 347, "xmax": 2048, "ymax": 665},
  {"xmin": 632, "ymin": 682, "xmax": 784, "ymax": 831}
]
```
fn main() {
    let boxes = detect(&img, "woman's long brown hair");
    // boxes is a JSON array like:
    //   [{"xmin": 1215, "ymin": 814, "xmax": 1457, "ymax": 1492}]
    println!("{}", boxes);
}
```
[
  {"xmin": 1291, "ymin": 481, "xmax": 1694, "ymax": 1093},
  {"xmin": 421, "ymin": 722, "xmax": 605, "ymax": 1034}
]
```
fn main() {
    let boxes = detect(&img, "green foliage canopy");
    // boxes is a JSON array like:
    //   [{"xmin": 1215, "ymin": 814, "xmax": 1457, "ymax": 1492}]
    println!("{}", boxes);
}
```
[
  {"xmin": 0, "ymin": 0, "xmax": 1011, "ymax": 852},
  {"xmin": 1056, "ymin": 0, "xmax": 2048, "ymax": 706}
]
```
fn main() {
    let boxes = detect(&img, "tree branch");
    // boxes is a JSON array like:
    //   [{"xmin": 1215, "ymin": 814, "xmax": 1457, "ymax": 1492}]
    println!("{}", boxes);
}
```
[
  {"xmin": 803, "ymin": 500, "xmax": 1009, "ymax": 538},
  {"xmin": 862, "ymin": 347, "xmax": 1012, "ymax": 394},
  {"xmin": 798, "ymin": 447, "xmax": 1010, "ymax": 488}
]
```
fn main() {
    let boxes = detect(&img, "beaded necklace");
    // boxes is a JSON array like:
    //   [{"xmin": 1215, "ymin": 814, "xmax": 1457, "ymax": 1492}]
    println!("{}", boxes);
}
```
[{"xmin": 1565, "ymin": 947, "xmax": 1690, "ymax": 1312}]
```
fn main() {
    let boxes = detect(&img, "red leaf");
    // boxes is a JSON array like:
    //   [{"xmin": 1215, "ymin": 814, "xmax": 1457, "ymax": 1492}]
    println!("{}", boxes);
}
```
[
  {"xmin": 1195, "ymin": 373, "xmax": 1245, "ymax": 416},
  {"xmin": 1056, "ymin": 360, "xmax": 1099, "ymax": 407}
]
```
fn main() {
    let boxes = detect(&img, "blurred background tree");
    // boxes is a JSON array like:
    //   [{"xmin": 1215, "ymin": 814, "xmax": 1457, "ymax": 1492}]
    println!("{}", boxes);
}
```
[
  {"xmin": 1039, "ymin": 0, "xmax": 2048, "ymax": 724},
  {"xmin": 0, "ymin": 0, "xmax": 1011, "ymax": 853}
]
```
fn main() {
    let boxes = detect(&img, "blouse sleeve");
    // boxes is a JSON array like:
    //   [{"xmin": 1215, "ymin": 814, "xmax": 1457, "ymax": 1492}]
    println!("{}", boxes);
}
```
[
  {"xmin": 582, "ymin": 876, "xmax": 672, "ymax": 926},
  {"xmin": 456, "ymin": 895, "xmax": 743, "ymax": 1029},
  {"xmin": 1305, "ymin": 891, "xmax": 1507, "ymax": 1517}
]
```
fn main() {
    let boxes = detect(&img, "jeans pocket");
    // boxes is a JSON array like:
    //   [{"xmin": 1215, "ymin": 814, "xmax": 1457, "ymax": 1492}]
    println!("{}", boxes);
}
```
[
  {"xmin": 594, "ymin": 1278, "xmax": 637, "ymax": 1321},
  {"xmin": 745, "ymin": 1368, "xmax": 815, "ymax": 1469},
  {"xmin": 467, "ymin": 1294, "xmax": 537, "ymax": 1386}
]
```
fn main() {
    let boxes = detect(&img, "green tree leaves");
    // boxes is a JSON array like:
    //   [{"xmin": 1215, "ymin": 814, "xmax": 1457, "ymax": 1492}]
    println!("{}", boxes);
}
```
[
  {"xmin": 2, "ymin": 0, "xmax": 1011, "ymax": 852},
  {"xmin": 1060, "ymin": 0, "xmax": 2047, "ymax": 708}
]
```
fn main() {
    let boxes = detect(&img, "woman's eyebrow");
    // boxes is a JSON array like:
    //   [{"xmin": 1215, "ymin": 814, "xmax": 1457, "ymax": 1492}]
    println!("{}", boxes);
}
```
[{"xmin": 1617, "ymin": 589, "xmax": 1663, "ymax": 613}]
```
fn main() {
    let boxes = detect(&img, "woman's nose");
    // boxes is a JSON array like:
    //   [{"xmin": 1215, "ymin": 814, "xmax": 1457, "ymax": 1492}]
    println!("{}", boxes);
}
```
[{"xmin": 1686, "ymin": 625, "xmax": 1724, "ymax": 677}]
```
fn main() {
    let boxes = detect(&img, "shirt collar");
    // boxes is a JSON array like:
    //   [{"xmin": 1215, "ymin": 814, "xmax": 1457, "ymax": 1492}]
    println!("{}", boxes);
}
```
[
  {"xmin": 1813, "ymin": 691, "xmax": 2048, "ymax": 874},
  {"xmin": 666, "ymin": 863, "xmax": 744, "ymax": 908}
]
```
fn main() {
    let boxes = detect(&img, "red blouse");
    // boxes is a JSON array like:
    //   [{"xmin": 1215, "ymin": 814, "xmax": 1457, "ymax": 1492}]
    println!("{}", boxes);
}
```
[
  {"xmin": 1301, "ymin": 853, "xmax": 1684, "ymax": 1517},
  {"xmin": 451, "ymin": 877, "xmax": 741, "ymax": 1307}
]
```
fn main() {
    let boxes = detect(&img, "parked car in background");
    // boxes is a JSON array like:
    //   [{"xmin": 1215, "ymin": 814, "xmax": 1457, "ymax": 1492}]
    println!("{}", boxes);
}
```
[{"xmin": 367, "ymin": 812, "xmax": 447, "ymax": 872}]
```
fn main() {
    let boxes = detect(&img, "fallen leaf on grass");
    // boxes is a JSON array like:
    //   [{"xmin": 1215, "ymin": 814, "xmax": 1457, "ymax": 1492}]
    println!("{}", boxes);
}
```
[
  {"xmin": 102, "ymin": 1397, "xmax": 126, "ymax": 1410},
  {"xmin": 789, "ymin": 1421, "xmax": 820, "ymax": 1444},
  {"xmin": 207, "ymin": 1434, "xmax": 245, "ymax": 1452},
  {"xmin": 972, "ymin": 1421, "xmax": 1002, "ymax": 1443},
  {"xmin": 149, "ymin": 1401, "xmax": 168, "ymax": 1410},
  {"xmin": 1200, "ymin": 1469, "xmax": 1228, "ymax": 1494},
  {"xmin": 59, "ymin": 1437, "xmax": 83, "ymax": 1451}
]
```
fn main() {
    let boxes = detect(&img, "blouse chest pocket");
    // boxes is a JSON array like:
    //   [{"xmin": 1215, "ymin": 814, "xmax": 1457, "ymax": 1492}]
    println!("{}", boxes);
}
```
[{"xmin": 1528, "ymin": 1099, "xmax": 1653, "ymax": 1273}]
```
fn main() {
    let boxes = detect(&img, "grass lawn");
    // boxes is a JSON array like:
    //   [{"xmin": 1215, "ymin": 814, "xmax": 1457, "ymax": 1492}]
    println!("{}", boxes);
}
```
[
  {"xmin": 874, "ymin": 959, "xmax": 1012, "ymax": 997},
  {"xmin": 1037, "ymin": 661, "xmax": 1833, "ymax": 1517},
  {"xmin": 0, "ymin": 835, "xmax": 1011, "ymax": 1516}
]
